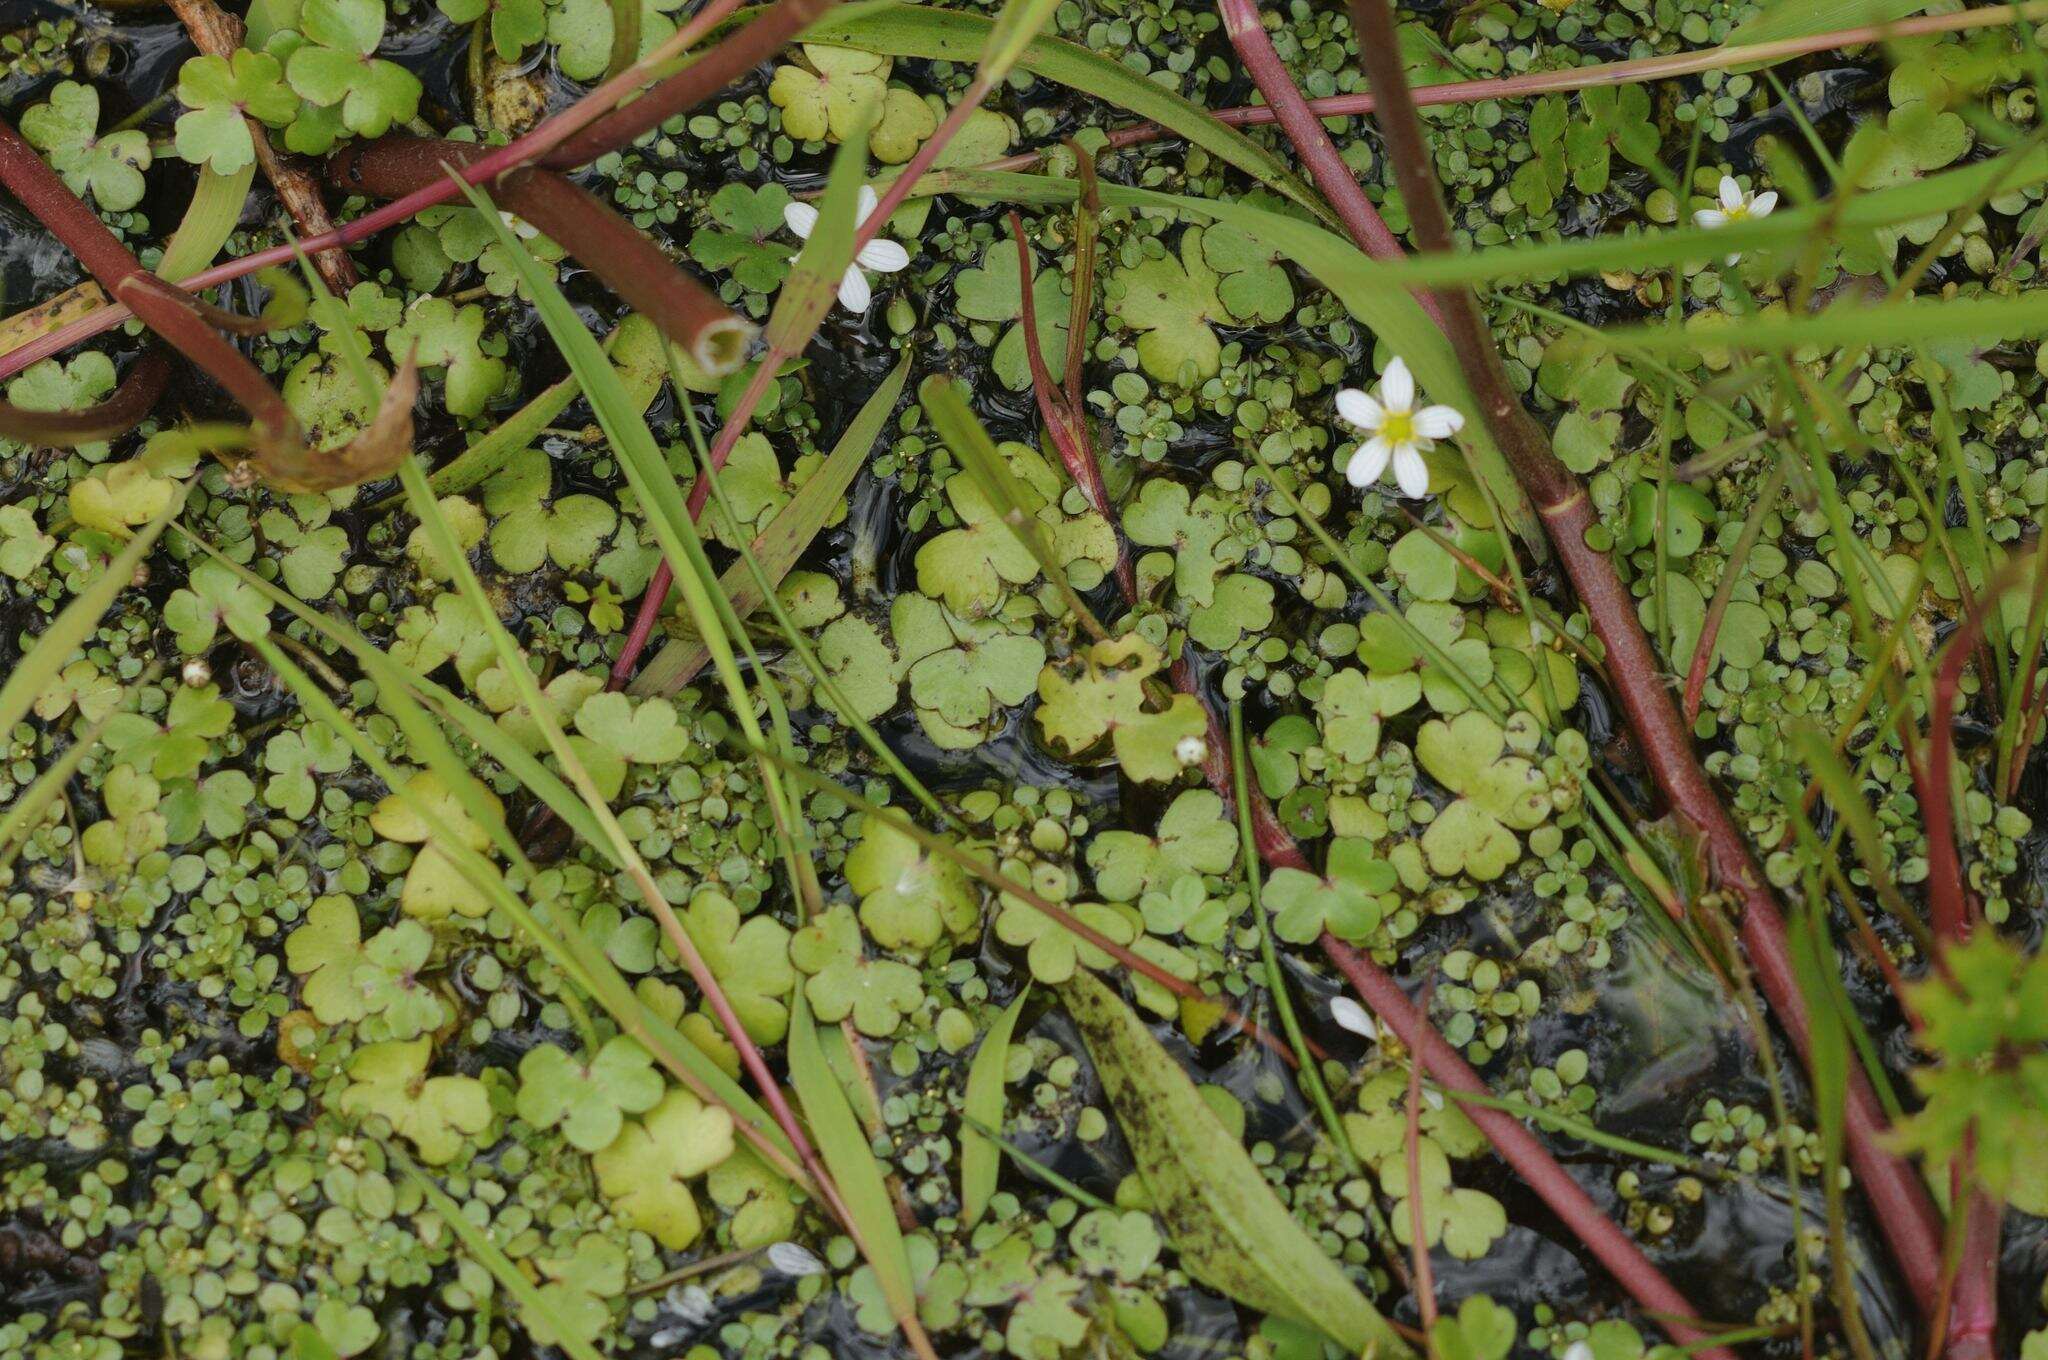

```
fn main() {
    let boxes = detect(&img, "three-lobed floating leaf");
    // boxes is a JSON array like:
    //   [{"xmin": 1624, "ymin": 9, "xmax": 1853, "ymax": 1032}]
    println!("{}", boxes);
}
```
[{"xmin": 1062, "ymin": 971, "xmax": 1414, "ymax": 1358}]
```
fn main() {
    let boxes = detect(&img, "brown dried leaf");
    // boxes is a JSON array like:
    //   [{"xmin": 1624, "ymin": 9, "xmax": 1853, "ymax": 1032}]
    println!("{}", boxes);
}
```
[{"xmin": 245, "ymin": 352, "xmax": 417, "ymax": 493}]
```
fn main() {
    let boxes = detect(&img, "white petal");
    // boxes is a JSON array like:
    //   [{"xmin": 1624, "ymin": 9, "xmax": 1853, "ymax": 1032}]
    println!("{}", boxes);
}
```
[
  {"xmin": 767, "ymin": 1241, "xmax": 825, "ymax": 1276},
  {"xmin": 1749, "ymin": 189, "xmax": 1778, "ymax": 218},
  {"xmin": 1392, "ymin": 445, "xmax": 1431, "ymax": 498},
  {"xmin": 1693, "ymin": 208, "xmax": 1727, "ymax": 229},
  {"xmin": 1334, "ymin": 387, "xmax": 1383, "ymax": 432},
  {"xmin": 856, "ymin": 237, "xmax": 910, "ymax": 273},
  {"xmin": 855, "ymin": 183, "xmax": 880, "ymax": 223},
  {"xmin": 1379, "ymin": 356, "xmax": 1414, "ymax": 412},
  {"xmin": 1330, "ymin": 997, "xmax": 1378, "ymax": 1040},
  {"xmin": 836, "ymin": 265, "xmax": 873, "ymax": 314},
  {"xmin": 783, "ymin": 200, "xmax": 819, "ymax": 241},
  {"xmin": 1563, "ymin": 1344, "xmax": 1595, "ymax": 1360},
  {"xmin": 1412, "ymin": 404, "xmax": 1463, "ymax": 439},
  {"xmin": 1346, "ymin": 438, "xmax": 1390, "ymax": 488},
  {"xmin": 1422, "ymin": 1086, "xmax": 1444, "ymax": 1111},
  {"xmin": 1719, "ymin": 174, "xmax": 1744, "ymax": 211}
]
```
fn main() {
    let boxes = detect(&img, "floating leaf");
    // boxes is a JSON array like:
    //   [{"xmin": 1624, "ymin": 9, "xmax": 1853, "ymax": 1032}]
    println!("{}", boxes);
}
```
[
  {"xmin": 1062, "ymin": 972, "xmax": 1412, "ymax": 1357},
  {"xmin": 961, "ymin": 988, "xmax": 1029, "ymax": 1229}
]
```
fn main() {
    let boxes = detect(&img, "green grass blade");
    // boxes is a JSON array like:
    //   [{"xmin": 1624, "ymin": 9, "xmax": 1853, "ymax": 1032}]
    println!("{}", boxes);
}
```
[
  {"xmin": 1726, "ymin": 0, "xmax": 1928, "ymax": 52},
  {"xmin": 422, "ymin": 314, "xmax": 668, "ymax": 498},
  {"xmin": 769, "ymin": 127, "xmax": 874, "ymax": 353},
  {"xmin": 633, "ymin": 353, "xmax": 909, "ymax": 696},
  {"xmin": 0, "ymin": 696, "xmax": 122, "ymax": 869},
  {"xmin": 398, "ymin": 1155, "xmax": 608, "ymax": 1360},
  {"xmin": 979, "ymin": 0, "xmax": 1062, "ymax": 82},
  {"xmin": 0, "ymin": 492, "xmax": 181, "ymax": 739},
  {"xmin": 810, "ymin": 6, "xmax": 1335, "ymax": 231},
  {"xmin": 787, "ymin": 997, "xmax": 916, "ymax": 1319},
  {"xmin": 960, "ymin": 988, "xmax": 1030, "ymax": 1229},
  {"xmin": 1594, "ymin": 289, "xmax": 2048, "ymax": 355}
]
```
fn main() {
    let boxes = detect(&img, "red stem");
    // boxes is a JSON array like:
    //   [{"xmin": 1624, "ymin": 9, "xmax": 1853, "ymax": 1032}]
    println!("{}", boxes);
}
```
[
  {"xmin": 0, "ymin": 348, "xmax": 168, "ymax": 445},
  {"xmin": 0, "ymin": 120, "xmax": 294, "ymax": 434},
  {"xmin": 1917, "ymin": 559, "xmax": 2037, "ymax": 1355},
  {"xmin": 1345, "ymin": 0, "xmax": 1946, "ymax": 1316},
  {"xmin": 609, "ymin": 74, "xmax": 1004, "ymax": 690},
  {"xmin": 1212, "ymin": 0, "xmax": 1444, "ymax": 326},
  {"xmin": 328, "ymin": 138, "xmax": 752, "ymax": 373},
  {"xmin": 1007, "ymin": 211, "xmax": 1136, "ymax": 600},
  {"xmin": 1322, "ymin": 937, "xmax": 1736, "ymax": 1358}
]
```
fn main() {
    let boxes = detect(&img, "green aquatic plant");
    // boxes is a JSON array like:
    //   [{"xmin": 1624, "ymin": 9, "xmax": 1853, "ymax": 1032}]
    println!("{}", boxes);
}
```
[{"xmin": 10, "ymin": 0, "xmax": 2048, "ymax": 1357}]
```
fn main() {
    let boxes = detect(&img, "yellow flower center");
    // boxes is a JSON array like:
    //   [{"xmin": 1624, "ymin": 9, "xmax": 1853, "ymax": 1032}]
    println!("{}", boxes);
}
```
[{"xmin": 1381, "ymin": 410, "xmax": 1416, "ymax": 446}]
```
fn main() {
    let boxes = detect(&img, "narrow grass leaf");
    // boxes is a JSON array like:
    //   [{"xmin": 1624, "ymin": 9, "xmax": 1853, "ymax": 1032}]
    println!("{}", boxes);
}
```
[
  {"xmin": 633, "ymin": 354, "xmax": 909, "ymax": 695},
  {"xmin": 979, "ymin": 0, "xmax": 1062, "ymax": 82},
  {"xmin": 787, "ymin": 997, "xmax": 918, "ymax": 1322},
  {"xmin": 1726, "ymin": 0, "xmax": 1929, "ymax": 51},
  {"xmin": 424, "ymin": 314, "xmax": 668, "ymax": 497},
  {"xmin": 159, "ymin": 161, "xmax": 257, "ymax": 281},
  {"xmin": 769, "ymin": 126, "xmax": 872, "ymax": 353},
  {"xmin": 399, "ymin": 1156, "xmax": 608, "ymax": 1360},
  {"xmin": 809, "ymin": 7, "xmax": 1334, "ymax": 230},
  {"xmin": 960, "ymin": 988, "xmax": 1030, "ymax": 1228},
  {"xmin": 0, "ymin": 492, "xmax": 180, "ymax": 738},
  {"xmin": 1063, "ymin": 971, "xmax": 1415, "ymax": 1359}
]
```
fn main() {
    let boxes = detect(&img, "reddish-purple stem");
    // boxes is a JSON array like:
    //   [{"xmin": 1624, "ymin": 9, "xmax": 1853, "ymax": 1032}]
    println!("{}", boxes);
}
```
[
  {"xmin": 1008, "ymin": 211, "xmax": 1135, "ymax": 600},
  {"xmin": 0, "ymin": 349, "xmax": 169, "ymax": 445},
  {"xmin": 1345, "ymin": 0, "xmax": 1945, "ymax": 1315},
  {"xmin": 1213, "ymin": 0, "xmax": 1443, "ymax": 325},
  {"xmin": 329, "ymin": 138, "xmax": 752, "ymax": 373}
]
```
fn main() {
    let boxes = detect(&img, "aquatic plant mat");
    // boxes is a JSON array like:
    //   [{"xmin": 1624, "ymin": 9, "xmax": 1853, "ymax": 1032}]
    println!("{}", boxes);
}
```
[{"xmin": 8, "ymin": 0, "xmax": 2048, "ymax": 1357}]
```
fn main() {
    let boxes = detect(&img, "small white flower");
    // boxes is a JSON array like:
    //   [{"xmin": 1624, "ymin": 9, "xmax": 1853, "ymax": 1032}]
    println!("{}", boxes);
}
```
[
  {"xmin": 498, "ymin": 210, "xmax": 540, "ymax": 240},
  {"xmin": 766, "ymin": 1241, "xmax": 825, "ymax": 1277},
  {"xmin": 1692, "ymin": 174, "xmax": 1777, "ymax": 262},
  {"xmin": 663, "ymin": 1283, "xmax": 715, "ymax": 1327},
  {"xmin": 1330, "ymin": 996, "xmax": 1378, "ymax": 1041},
  {"xmin": 1175, "ymin": 734, "xmax": 1208, "ymax": 768},
  {"xmin": 1334, "ymin": 357, "xmax": 1463, "ymax": 499},
  {"xmin": 1563, "ymin": 1342, "xmax": 1595, "ymax": 1360},
  {"xmin": 782, "ymin": 184, "xmax": 911, "ymax": 315}
]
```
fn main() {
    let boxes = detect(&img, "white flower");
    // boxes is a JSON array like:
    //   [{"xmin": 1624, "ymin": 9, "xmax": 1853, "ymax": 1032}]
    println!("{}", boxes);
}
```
[
  {"xmin": 1692, "ymin": 174, "xmax": 1777, "ymax": 262},
  {"xmin": 1175, "ymin": 734, "xmax": 1208, "ymax": 768},
  {"xmin": 1330, "ymin": 996, "xmax": 1378, "ymax": 1041},
  {"xmin": 498, "ymin": 210, "xmax": 540, "ymax": 240},
  {"xmin": 1334, "ymin": 357, "xmax": 1463, "ymax": 498},
  {"xmin": 782, "ymin": 184, "xmax": 911, "ymax": 315},
  {"xmin": 1563, "ymin": 1343, "xmax": 1595, "ymax": 1360},
  {"xmin": 766, "ymin": 1241, "xmax": 825, "ymax": 1277}
]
